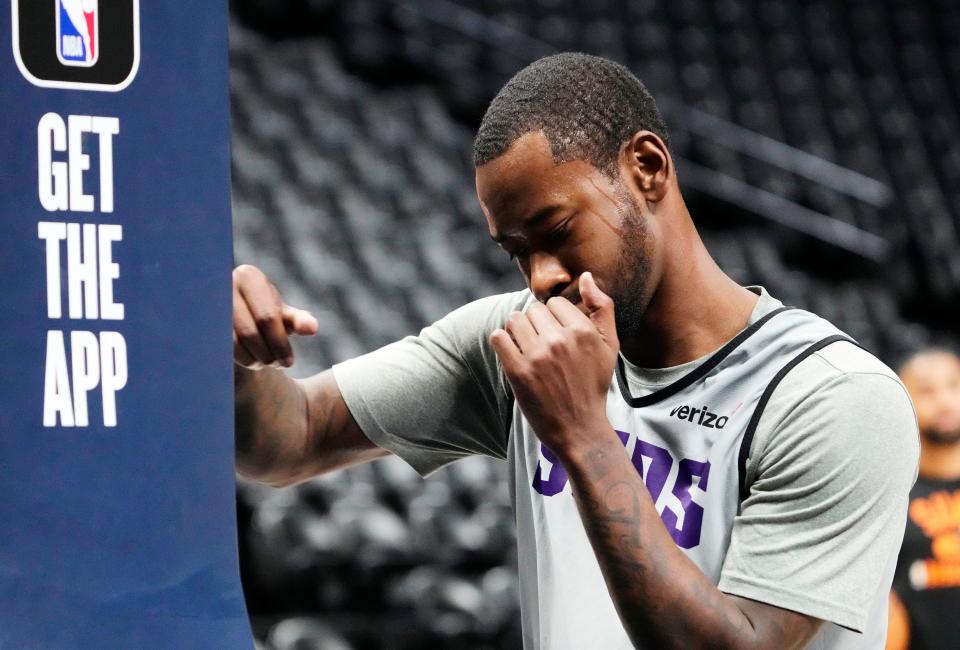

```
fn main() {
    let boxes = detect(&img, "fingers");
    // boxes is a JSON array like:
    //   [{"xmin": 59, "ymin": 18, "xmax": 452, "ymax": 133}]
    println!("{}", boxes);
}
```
[
  {"xmin": 545, "ymin": 295, "xmax": 587, "ymax": 327},
  {"xmin": 233, "ymin": 329, "xmax": 257, "ymax": 368},
  {"xmin": 490, "ymin": 328, "xmax": 523, "ymax": 370},
  {"xmin": 579, "ymin": 271, "xmax": 612, "ymax": 314},
  {"xmin": 282, "ymin": 305, "xmax": 319, "ymax": 336},
  {"xmin": 233, "ymin": 264, "xmax": 318, "ymax": 369},
  {"xmin": 241, "ymin": 280, "xmax": 293, "ymax": 365},
  {"xmin": 233, "ymin": 283, "xmax": 277, "ymax": 366},
  {"xmin": 505, "ymin": 311, "xmax": 538, "ymax": 353},
  {"xmin": 525, "ymin": 302, "xmax": 563, "ymax": 335},
  {"xmin": 580, "ymin": 272, "xmax": 617, "ymax": 334}
]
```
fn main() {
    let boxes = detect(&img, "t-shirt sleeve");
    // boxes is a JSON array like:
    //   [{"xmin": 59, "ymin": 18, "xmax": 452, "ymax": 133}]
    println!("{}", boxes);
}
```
[
  {"xmin": 331, "ymin": 290, "xmax": 531, "ymax": 476},
  {"xmin": 718, "ymin": 360, "xmax": 920, "ymax": 632}
]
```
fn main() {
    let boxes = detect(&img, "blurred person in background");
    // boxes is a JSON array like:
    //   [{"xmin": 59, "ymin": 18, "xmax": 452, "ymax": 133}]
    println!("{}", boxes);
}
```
[
  {"xmin": 887, "ymin": 348, "xmax": 960, "ymax": 650},
  {"xmin": 234, "ymin": 53, "xmax": 918, "ymax": 649}
]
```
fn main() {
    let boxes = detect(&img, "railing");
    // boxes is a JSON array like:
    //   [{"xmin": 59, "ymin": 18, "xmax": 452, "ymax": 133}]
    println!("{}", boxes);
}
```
[{"xmin": 392, "ymin": 0, "xmax": 895, "ymax": 262}]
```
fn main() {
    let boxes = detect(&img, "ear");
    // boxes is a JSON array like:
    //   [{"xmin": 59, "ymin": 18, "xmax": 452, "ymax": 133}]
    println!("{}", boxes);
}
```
[{"xmin": 621, "ymin": 130, "xmax": 671, "ymax": 203}]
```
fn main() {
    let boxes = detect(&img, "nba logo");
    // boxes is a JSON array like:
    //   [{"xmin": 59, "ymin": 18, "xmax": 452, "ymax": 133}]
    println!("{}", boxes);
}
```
[
  {"xmin": 13, "ymin": 0, "xmax": 138, "ymax": 91},
  {"xmin": 57, "ymin": 0, "xmax": 99, "ymax": 67}
]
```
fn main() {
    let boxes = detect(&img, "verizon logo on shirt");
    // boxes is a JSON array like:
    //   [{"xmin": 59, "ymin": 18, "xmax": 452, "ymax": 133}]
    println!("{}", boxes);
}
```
[{"xmin": 669, "ymin": 404, "xmax": 729, "ymax": 429}]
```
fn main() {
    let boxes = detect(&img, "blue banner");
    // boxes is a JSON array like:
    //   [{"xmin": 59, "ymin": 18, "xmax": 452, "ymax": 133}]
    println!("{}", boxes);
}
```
[{"xmin": 0, "ymin": 2, "xmax": 251, "ymax": 646}]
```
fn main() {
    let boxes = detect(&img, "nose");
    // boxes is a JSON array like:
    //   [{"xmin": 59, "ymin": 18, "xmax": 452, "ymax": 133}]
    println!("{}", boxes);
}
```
[{"xmin": 528, "ymin": 251, "xmax": 572, "ymax": 302}]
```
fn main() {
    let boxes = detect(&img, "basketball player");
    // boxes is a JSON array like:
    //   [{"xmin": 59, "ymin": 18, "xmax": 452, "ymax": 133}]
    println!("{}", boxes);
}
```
[
  {"xmin": 234, "ymin": 54, "xmax": 918, "ymax": 649},
  {"xmin": 887, "ymin": 349, "xmax": 960, "ymax": 650}
]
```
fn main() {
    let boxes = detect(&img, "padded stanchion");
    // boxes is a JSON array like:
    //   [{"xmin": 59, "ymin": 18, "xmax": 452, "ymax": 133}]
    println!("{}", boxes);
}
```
[{"xmin": 0, "ymin": 2, "xmax": 252, "ymax": 647}]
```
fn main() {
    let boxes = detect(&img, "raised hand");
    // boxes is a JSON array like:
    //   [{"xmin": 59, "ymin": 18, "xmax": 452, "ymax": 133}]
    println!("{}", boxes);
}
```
[
  {"xmin": 233, "ymin": 264, "xmax": 318, "ymax": 369},
  {"xmin": 490, "ymin": 272, "xmax": 619, "ymax": 458}
]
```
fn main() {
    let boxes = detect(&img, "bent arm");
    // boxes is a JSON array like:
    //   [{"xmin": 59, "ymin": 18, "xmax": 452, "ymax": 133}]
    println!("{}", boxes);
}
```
[
  {"xmin": 234, "ymin": 365, "xmax": 387, "ymax": 487},
  {"xmin": 567, "ymin": 371, "xmax": 916, "ymax": 648},
  {"xmin": 564, "ymin": 435, "xmax": 823, "ymax": 650},
  {"xmin": 490, "ymin": 287, "xmax": 823, "ymax": 648},
  {"xmin": 566, "ymin": 373, "xmax": 916, "ymax": 648},
  {"xmin": 232, "ymin": 263, "xmax": 523, "ymax": 484}
]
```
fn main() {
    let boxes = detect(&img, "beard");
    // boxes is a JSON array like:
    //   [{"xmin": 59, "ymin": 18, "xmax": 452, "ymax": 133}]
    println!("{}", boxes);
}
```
[{"xmin": 606, "ymin": 186, "xmax": 654, "ymax": 343}]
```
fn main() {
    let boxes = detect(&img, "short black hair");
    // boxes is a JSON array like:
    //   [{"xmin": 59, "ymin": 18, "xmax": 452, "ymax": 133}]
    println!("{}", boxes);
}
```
[
  {"xmin": 473, "ymin": 52, "xmax": 670, "ymax": 176},
  {"xmin": 895, "ymin": 344, "xmax": 960, "ymax": 375}
]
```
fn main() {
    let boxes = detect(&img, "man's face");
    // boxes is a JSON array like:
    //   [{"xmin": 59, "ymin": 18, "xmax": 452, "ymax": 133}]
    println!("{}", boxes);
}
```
[
  {"xmin": 901, "ymin": 351, "xmax": 960, "ymax": 445},
  {"xmin": 475, "ymin": 131, "xmax": 659, "ymax": 342}
]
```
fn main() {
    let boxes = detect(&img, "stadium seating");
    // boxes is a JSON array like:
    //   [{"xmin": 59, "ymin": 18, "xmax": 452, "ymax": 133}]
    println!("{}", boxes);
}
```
[
  {"xmin": 229, "ymin": 3, "xmax": 958, "ymax": 645},
  {"xmin": 234, "ymin": 0, "xmax": 960, "ymax": 315}
]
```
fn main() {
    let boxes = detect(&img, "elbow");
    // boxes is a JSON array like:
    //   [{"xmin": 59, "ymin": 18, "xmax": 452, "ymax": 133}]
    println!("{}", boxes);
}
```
[
  {"xmin": 233, "ymin": 416, "xmax": 301, "ymax": 487},
  {"xmin": 235, "ymin": 459, "xmax": 301, "ymax": 489},
  {"xmin": 259, "ymin": 474, "xmax": 301, "ymax": 489},
  {"xmin": 235, "ymin": 436, "xmax": 318, "ymax": 487},
  {"xmin": 234, "ymin": 440, "xmax": 297, "ymax": 487}
]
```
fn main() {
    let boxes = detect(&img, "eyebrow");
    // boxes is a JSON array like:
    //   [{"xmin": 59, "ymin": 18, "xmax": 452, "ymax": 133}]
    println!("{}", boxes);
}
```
[{"xmin": 490, "ymin": 205, "xmax": 564, "ymax": 243}]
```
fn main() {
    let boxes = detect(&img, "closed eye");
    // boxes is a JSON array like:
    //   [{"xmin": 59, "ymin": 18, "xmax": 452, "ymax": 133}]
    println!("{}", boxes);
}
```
[{"xmin": 545, "ymin": 216, "xmax": 573, "ymax": 243}]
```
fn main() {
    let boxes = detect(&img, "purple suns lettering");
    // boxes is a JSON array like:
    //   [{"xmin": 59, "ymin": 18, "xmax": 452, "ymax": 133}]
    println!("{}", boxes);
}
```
[
  {"xmin": 532, "ymin": 430, "xmax": 711, "ymax": 549},
  {"xmin": 531, "ymin": 442, "xmax": 569, "ymax": 497},
  {"xmin": 660, "ymin": 458, "xmax": 711, "ymax": 548}
]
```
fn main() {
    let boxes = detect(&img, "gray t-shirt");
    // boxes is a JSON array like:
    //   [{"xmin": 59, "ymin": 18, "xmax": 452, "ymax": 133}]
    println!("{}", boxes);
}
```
[{"xmin": 333, "ymin": 286, "xmax": 919, "ymax": 648}]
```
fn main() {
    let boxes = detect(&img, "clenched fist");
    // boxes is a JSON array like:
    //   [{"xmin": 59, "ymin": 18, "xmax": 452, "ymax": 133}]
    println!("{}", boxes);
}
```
[
  {"xmin": 233, "ymin": 264, "xmax": 318, "ymax": 369},
  {"xmin": 490, "ymin": 272, "xmax": 619, "ymax": 459}
]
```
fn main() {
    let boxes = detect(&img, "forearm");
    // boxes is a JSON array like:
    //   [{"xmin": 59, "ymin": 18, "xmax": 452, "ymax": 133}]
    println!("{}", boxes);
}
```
[
  {"xmin": 235, "ymin": 365, "xmax": 384, "ymax": 486},
  {"xmin": 234, "ymin": 364, "xmax": 312, "ymax": 486},
  {"xmin": 490, "ymin": 284, "xmax": 822, "ymax": 647},
  {"xmin": 563, "ymin": 431, "xmax": 791, "ymax": 650}
]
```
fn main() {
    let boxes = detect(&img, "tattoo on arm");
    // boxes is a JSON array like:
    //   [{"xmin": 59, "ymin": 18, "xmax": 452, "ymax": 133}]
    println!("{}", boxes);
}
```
[
  {"xmin": 567, "ymin": 441, "xmax": 822, "ymax": 650},
  {"xmin": 601, "ymin": 480, "xmax": 643, "ymax": 549}
]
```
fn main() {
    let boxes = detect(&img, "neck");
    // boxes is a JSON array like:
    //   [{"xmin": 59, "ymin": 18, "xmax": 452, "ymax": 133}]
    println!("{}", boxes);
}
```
[
  {"xmin": 920, "ymin": 437, "xmax": 960, "ymax": 481},
  {"xmin": 619, "ymin": 226, "xmax": 758, "ymax": 369}
]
